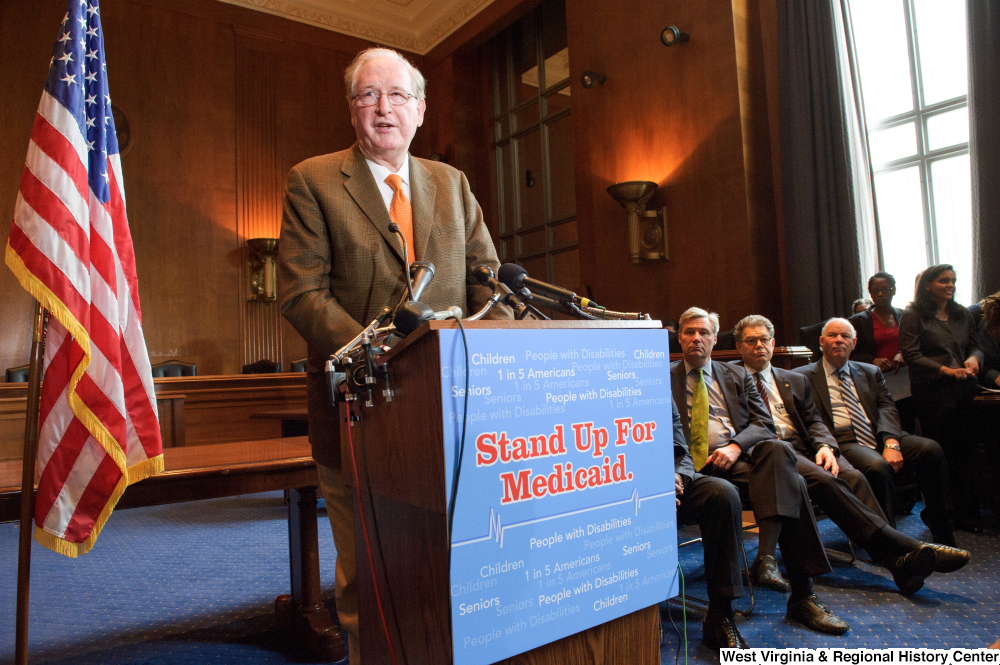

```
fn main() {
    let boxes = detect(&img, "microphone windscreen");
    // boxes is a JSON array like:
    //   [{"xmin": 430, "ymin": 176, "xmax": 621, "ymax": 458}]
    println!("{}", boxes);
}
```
[
  {"xmin": 498, "ymin": 263, "xmax": 527, "ymax": 290},
  {"xmin": 394, "ymin": 301, "xmax": 436, "ymax": 336}
]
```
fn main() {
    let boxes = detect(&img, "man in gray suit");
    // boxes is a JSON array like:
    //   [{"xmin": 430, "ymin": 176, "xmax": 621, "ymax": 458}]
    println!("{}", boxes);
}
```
[
  {"xmin": 671, "ymin": 307, "xmax": 848, "ymax": 643},
  {"xmin": 798, "ymin": 318, "xmax": 959, "ymax": 548},
  {"xmin": 278, "ymin": 47, "xmax": 504, "ymax": 663},
  {"xmin": 734, "ymin": 315, "xmax": 966, "ymax": 595}
]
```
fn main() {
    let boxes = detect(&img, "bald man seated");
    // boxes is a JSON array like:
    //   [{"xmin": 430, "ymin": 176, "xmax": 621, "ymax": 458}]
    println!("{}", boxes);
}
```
[
  {"xmin": 730, "ymin": 314, "xmax": 968, "ymax": 596},
  {"xmin": 798, "ymin": 318, "xmax": 958, "ymax": 547}
]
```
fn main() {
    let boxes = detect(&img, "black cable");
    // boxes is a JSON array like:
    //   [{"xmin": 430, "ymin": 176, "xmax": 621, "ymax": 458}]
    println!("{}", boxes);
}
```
[
  {"xmin": 442, "ymin": 314, "xmax": 469, "ymax": 661},
  {"xmin": 666, "ymin": 602, "xmax": 683, "ymax": 665},
  {"xmin": 357, "ymin": 391, "xmax": 409, "ymax": 664},
  {"xmin": 446, "ymin": 315, "xmax": 470, "ymax": 539}
]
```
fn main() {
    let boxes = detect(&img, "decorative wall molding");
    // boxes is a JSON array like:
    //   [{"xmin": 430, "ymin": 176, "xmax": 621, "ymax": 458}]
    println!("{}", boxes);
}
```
[{"xmin": 214, "ymin": 0, "xmax": 494, "ymax": 54}]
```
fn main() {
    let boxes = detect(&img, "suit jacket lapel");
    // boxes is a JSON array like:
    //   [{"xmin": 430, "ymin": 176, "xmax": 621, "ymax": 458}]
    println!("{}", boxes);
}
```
[
  {"xmin": 409, "ymin": 156, "xmax": 436, "ymax": 261},
  {"xmin": 671, "ymin": 363, "xmax": 690, "ymax": 440},
  {"xmin": 773, "ymin": 369, "xmax": 796, "ymax": 419},
  {"xmin": 714, "ymin": 361, "xmax": 740, "ymax": 423},
  {"xmin": 809, "ymin": 364, "xmax": 834, "ymax": 428},
  {"xmin": 342, "ymin": 145, "xmax": 405, "ymax": 266},
  {"xmin": 774, "ymin": 368, "xmax": 810, "ymax": 439}
]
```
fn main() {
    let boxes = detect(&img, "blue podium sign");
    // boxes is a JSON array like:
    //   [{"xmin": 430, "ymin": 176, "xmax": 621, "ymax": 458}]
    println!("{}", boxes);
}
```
[{"xmin": 440, "ymin": 327, "xmax": 679, "ymax": 664}]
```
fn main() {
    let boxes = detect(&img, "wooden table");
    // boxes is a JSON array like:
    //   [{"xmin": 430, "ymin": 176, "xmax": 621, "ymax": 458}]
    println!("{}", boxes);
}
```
[{"xmin": 0, "ymin": 436, "xmax": 343, "ymax": 662}]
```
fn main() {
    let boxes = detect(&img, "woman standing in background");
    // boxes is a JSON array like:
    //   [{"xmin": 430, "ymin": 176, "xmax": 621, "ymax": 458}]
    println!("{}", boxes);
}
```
[
  {"xmin": 977, "ymin": 291, "xmax": 1000, "ymax": 390},
  {"xmin": 850, "ymin": 272, "xmax": 913, "ymax": 430},
  {"xmin": 899, "ymin": 265, "xmax": 984, "ymax": 532}
]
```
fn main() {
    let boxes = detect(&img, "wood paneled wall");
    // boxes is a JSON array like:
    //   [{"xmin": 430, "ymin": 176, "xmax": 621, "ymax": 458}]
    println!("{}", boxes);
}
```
[
  {"xmin": 425, "ymin": 0, "xmax": 786, "ymax": 337},
  {"xmin": 1, "ymin": 0, "xmax": 790, "ymax": 383},
  {"xmin": 562, "ymin": 0, "xmax": 784, "ymax": 333},
  {"xmin": 0, "ymin": 0, "xmax": 376, "ymax": 376}
]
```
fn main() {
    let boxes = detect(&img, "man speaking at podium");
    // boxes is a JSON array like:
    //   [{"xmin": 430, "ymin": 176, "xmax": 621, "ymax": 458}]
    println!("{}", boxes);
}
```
[{"xmin": 278, "ymin": 47, "xmax": 505, "ymax": 663}]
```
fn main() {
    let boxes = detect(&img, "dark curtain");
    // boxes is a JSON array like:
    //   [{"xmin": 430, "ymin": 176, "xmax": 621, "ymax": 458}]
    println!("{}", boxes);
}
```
[
  {"xmin": 778, "ymin": 0, "xmax": 877, "ymax": 338},
  {"xmin": 968, "ymin": 0, "xmax": 1000, "ymax": 301}
]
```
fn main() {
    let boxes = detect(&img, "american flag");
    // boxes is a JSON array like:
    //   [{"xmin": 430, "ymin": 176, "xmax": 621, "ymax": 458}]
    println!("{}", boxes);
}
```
[{"xmin": 5, "ymin": 0, "xmax": 162, "ymax": 557}]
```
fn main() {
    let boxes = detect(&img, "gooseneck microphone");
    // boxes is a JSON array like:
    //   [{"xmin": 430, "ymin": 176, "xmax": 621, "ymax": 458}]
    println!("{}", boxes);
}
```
[
  {"xmin": 391, "ymin": 261, "xmax": 438, "ymax": 337},
  {"xmin": 409, "ymin": 261, "xmax": 435, "ymax": 302},
  {"xmin": 497, "ymin": 263, "xmax": 583, "ymax": 305}
]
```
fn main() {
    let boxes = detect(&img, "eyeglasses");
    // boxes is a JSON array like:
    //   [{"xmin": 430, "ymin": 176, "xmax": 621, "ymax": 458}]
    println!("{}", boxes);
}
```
[
  {"xmin": 352, "ymin": 89, "xmax": 418, "ymax": 107},
  {"xmin": 740, "ymin": 336, "xmax": 772, "ymax": 347}
]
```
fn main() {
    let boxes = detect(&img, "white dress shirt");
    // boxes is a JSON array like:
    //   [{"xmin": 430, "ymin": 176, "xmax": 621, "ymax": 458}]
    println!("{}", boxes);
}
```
[
  {"xmin": 365, "ymin": 158, "xmax": 411, "ymax": 215},
  {"xmin": 753, "ymin": 364, "xmax": 797, "ymax": 440},
  {"xmin": 822, "ymin": 358, "xmax": 869, "ymax": 439}
]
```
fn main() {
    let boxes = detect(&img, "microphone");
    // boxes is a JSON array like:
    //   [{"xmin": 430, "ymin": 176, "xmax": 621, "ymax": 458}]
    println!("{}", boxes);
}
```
[
  {"xmin": 388, "ymin": 222, "xmax": 414, "ymax": 299},
  {"xmin": 409, "ymin": 261, "xmax": 435, "ymax": 302},
  {"xmin": 472, "ymin": 265, "xmax": 531, "ymax": 317},
  {"xmin": 433, "ymin": 306, "xmax": 464, "ymax": 320},
  {"xmin": 498, "ymin": 263, "xmax": 583, "ymax": 305},
  {"xmin": 393, "ymin": 301, "xmax": 436, "ymax": 336},
  {"xmin": 393, "ymin": 304, "xmax": 463, "ymax": 337},
  {"xmin": 471, "ymin": 265, "xmax": 503, "ymax": 290}
]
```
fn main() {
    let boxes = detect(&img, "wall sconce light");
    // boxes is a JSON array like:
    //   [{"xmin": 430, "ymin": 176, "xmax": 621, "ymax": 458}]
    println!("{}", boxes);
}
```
[
  {"xmin": 247, "ymin": 238, "xmax": 279, "ymax": 302},
  {"xmin": 660, "ymin": 25, "xmax": 689, "ymax": 46},
  {"xmin": 581, "ymin": 71, "xmax": 607, "ymax": 89},
  {"xmin": 606, "ymin": 181, "xmax": 668, "ymax": 266}
]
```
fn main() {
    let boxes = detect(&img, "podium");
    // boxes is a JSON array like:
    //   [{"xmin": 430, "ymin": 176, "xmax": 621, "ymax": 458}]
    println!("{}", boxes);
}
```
[{"xmin": 340, "ymin": 320, "xmax": 676, "ymax": 664}]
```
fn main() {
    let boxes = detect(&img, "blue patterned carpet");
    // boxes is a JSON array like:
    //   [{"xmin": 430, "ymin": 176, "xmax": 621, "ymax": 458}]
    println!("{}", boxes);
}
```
[
  {"xmin": 1, "ymin": 493, "xmax": 997, "ymax": 664},
  {"xmin": 663, "ymin": 509, "xmax": 1000, "ymax": 663}
]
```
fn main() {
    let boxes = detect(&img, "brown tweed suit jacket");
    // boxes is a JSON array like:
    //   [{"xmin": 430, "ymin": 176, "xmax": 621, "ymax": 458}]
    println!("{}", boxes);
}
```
[{"xmin": 278, "ymin": 144, "xmax": 503, "ymax": 468}]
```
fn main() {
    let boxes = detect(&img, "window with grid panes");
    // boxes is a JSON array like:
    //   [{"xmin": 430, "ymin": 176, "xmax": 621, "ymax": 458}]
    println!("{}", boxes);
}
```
[
  {"xmin": 487, "ymin": 0, "xmax": 579, "ymax": 293},
  {"xmin": 849, "ymin": 0, "xmax": 973, "ymax": 304}
]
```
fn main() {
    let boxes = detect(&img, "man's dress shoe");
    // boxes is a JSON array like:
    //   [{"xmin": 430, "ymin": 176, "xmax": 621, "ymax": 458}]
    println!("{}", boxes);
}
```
[
  {"xmin": 749, "ymin": 554, "xmax": 790, "ymax": 593},
  {"xmin": 921, "ymin": 542, "xmax": 970, "ymax": 573},
  {"xmin": 702, "ymin": 615, "xmax": 748, "ymax": 650},
  {"xmin": 886, "ymin": 544, "xmax": 936, "ymax": 595},
  {"xmin": 786, "ymin": 594, "xmax": 850, "ymax": 635}
]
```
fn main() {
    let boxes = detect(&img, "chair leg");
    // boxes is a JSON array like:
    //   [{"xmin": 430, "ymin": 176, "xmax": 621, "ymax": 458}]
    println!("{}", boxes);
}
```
[{"xmin": 735, "ymin": 538, "xmax": 755, "ymax": 617}]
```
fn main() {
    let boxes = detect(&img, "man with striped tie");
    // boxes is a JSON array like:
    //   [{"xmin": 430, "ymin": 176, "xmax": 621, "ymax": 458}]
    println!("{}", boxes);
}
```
[
  {"xmin": 734, "ymin": 315, "xmax": 967, "ymax": 597},
  {"xmin": 670, "ymin": 308, "xmax": 848, "ymax": 647},
  {"xmin": 797, "ymin": 318, "xmax": 960, "ymax": 548}
]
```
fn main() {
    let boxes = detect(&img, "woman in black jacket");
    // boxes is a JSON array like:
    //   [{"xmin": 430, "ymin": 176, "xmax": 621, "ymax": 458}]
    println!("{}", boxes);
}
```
[
  {"xmin": 899, "ymin": 264, "xmax": 984, "ymax": 531},
  {"xmin": 979, "ymin": 291, "xmax": 1000, "ymax": 390},
  {"xmin": 850, "ymin": 272, "xmax": 916, "ymax": 433}
]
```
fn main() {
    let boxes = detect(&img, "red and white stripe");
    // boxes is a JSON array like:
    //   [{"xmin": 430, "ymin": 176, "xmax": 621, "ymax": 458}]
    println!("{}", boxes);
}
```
[{"xmin": 6, "ymin": 90, "xmax": 162, "ymax": 557}]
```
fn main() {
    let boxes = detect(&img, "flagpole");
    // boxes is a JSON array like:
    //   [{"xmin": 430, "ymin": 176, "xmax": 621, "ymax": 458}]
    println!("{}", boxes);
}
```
[{"xmin": 15, "ymin": 301, "xmax": 47, "ymax": 665}]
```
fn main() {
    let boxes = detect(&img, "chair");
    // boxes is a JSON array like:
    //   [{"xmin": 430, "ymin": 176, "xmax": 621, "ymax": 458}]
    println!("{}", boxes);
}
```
[
  {"xmin": 242, "ymin": 359, "xmax": 282, "ymax": 374},
  {"xmin": 715, "ymin": 328, "xmax": 737, "ymax": 350},
  {"xmin": 798, "ymin": 320, "xmax": 826, "ymax": 360},
  {"xmin": 289, "ymin": 358, "xmax": 307, "ymax": 373},
  {"xmin": 150, "ymin": 360, "xmax": 197, "ymax": 378},
  {"xmin": 5, "ymin": 364, "xmax": 30, "ymax": 383}
]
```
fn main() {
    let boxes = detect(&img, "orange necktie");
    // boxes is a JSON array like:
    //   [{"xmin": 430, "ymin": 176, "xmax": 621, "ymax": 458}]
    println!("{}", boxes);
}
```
[{"xmin": 385, "ymin": 174, "xmax": 414, "ymax": 264}]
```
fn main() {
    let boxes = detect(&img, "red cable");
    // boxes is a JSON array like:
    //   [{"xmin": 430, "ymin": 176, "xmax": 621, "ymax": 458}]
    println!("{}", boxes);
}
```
[{"xmin": 344, "ymin": 402, "xmax": 400, "ymax": 665}]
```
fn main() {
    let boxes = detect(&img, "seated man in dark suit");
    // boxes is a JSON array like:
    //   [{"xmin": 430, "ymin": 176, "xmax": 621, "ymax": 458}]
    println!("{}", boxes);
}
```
[
  {"xmin": 734, "ymin": 315, "xmax": 968, "ymax": 594},
  {"xmin": 669, "ymin": 396, "xmax": 748, "ymax": 649},
  {"xmin": 798, "ymin": 318, "xmax": 958, "ymax": 547},
  {"xmin": 672, "ymin": 308, "xmax": 848, "ymax": 642}
]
